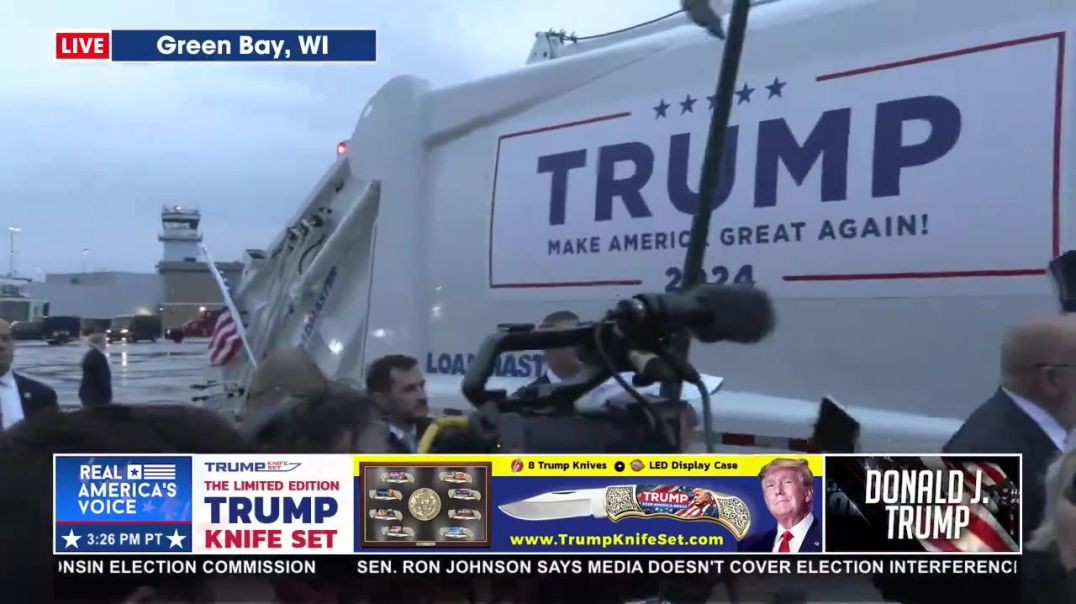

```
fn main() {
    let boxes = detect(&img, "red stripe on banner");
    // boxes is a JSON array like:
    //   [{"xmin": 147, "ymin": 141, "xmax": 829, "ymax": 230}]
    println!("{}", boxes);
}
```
[
  {"xmin": 925, "ymin": 538, "xmax": 962, "ymax": 552},
  {"xmin": 964, "ymin": 510, "xmax": 1012, "ymax": 552},
  {"xmin": 815, "ymin": 32, "xmax": 1063, "ymax": 81},
  {"xmin": 947, "ymin": 460, "xmax": 990, "ymax": 491},
  {"xmin": 939, "ymin": 459, "xmax": 1016, "ymax": 552},
  {"xmin": 944, "ymin": 459, "xmax": 975, "ymax": 483},
  {"xmin": 55, "ymin": 520, "xmax": 189, "ymax": 526},
  {"xmin": 978, "ymin": 461, "xmax": 1006, "ymax": 485}
]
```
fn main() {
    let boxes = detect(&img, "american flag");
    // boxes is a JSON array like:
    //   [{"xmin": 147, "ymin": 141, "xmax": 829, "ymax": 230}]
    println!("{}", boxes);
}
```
[
  {"xmin": 209, "ymin": 309, "xmax": 241, "ymax": 366},
  {"xmin": 208, "ymin": 273, "xmax": 241, "ymax": 366},
  {"xmin": 675, "ymin": 489, "xmax": 719, "ymax": 518},
  {"xmin": 916, "ymin": 457, "xmax": 1019, "ymax": 553}
]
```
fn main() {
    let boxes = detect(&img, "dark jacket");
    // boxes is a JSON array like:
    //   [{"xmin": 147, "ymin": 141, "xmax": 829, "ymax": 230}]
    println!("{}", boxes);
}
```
[
  {"xmin": 873, "ymin": 388, "xmax": 1052, "ymax": 602},
  {"xmin": 945, "ymin": 388, "xmax": 1059, "ymax": 534},
  {"xmin": 79, "ymin": 347, "xmax": 112, "ymax": 406},
  {"xmin": 386, "ymin": 417, "xmax": 432, "ymax": 454},
  {"xmin": 737, "ymin": 516, "xmax": 822, "ymax": 553},
  {"xmin": 946, "ymin": 388, "xmax": 1057, "ymax": 603},
  {"xmin": 13, "ymin": 373, "xmax": 58, "ymax": 420},
  {"xmin": 1023, "ymin": 549, "xmax": 1076, "ymax": 604}
]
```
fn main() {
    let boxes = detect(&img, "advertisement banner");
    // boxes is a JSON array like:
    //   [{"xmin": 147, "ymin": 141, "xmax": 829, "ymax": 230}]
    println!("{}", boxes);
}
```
[
  {"xmin": 55, "ymin": 453, "xmax": 823, "ymax": 555},
  {"xmin": 824, "ymin": 454, "xmax": 1021, "ymax": 554},
  {"xmin": 54, "ymin": 453, "xmax": 1021, "ymax": 556},
  {"xmin": 487, "ymin": 32, "xmax": 1062, "ymax": 299}
]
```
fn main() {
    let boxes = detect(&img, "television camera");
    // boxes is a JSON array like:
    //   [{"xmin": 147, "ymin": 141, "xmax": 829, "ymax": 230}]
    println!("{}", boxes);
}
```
[{"xmin": 418, "ymin": 283, "xmax": 776, "ymax": 455}]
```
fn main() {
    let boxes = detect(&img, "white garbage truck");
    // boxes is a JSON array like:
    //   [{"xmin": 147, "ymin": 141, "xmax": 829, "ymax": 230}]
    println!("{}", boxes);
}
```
[{"xmin": 200, "ymin": 0, "xmax": 1076, "ymax": 453}]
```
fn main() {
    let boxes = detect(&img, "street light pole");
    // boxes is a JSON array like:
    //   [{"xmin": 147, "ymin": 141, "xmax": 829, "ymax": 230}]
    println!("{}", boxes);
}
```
[
  {"xmin": 82, "ymin": 248, "xmax": 89, "ymax": 274},
  {"xmin": 8, "ymin": 227, "xmax": 21, "ymax": 277}
]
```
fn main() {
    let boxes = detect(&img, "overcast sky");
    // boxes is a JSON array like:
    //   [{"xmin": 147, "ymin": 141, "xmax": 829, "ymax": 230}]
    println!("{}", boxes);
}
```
[{"xmin": 0, "ymin": 0, "xmax": 672, "ymax": 276}]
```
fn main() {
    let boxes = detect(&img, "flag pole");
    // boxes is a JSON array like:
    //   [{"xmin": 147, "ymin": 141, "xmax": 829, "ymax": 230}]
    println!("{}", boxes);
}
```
[{"xmin": 201, "ymin": 245, "xmax": 258, "ymax": 368}]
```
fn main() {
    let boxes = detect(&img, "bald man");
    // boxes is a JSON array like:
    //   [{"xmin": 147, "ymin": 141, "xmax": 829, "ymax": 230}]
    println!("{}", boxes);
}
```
[
  {"xmin": 946, "ymin": 315, "xmax": 1076, "ymax": 536},
  {"xmin": 870, "ymin": 316, "xmax": 1076, "ymax": 603},
  {"xmin": 0, "ymin": 319, "xmax": 58, "ymax": 430}
]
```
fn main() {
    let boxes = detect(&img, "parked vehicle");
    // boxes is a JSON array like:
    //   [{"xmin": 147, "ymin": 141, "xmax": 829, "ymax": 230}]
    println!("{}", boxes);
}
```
[
  {"xmin": 42, "ymin": 316, "xmax": 81, "ymax": 345},
  {"xmin": 81, "ymin": 318, "xmax": 110, "ymax": 335},
  {"xmin": 199, "ymin": 0, "xmax": 1072, "ymax": 452},
  {"xmin": 108, "ymin": 315, "xmax": 163, "ymax": 343},
  {"xmin": 166, "ymin": 308, "xmax": 222, "ymax": 343},
  {"xmin": 10, "ymin": 321, "xmax": 43, "ymax": 341}
]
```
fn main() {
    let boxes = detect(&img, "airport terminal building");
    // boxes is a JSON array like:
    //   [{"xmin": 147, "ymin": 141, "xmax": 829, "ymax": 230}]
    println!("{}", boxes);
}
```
[{"xmin": 5, "ymin": 207, "xmax": 242, "ymax": 329}]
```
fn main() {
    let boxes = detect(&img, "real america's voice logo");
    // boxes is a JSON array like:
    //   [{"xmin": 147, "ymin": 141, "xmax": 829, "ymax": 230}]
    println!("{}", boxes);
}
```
[{"xmin": 54, "ymin": 455, "xmax": 195, "ymax": 554}]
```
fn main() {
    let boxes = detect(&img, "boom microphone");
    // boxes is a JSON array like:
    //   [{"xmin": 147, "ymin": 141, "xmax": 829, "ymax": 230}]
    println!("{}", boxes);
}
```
[{"xmin": 611, "ymin": 284, "xmax": 775, "ymax": 344}]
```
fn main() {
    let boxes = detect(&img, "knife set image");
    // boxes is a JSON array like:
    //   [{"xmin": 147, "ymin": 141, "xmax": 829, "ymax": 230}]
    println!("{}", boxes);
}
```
[
  {"xmin": 499, "ymin": 484, "xmax": 752, "ymax": 540},
  {"xmin": 360, "ymin": 464, "xmax": 492, "ymax": 547}
]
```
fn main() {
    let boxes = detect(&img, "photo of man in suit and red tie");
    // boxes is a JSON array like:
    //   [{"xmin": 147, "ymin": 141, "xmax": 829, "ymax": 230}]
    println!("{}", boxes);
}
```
[
  {"xmin": 675, "ymin": 488, "xmax": 721, "ymax": 519},
  {"xmin": 738, "ymin": 458, "xmax": 822, "ymax": 553}
]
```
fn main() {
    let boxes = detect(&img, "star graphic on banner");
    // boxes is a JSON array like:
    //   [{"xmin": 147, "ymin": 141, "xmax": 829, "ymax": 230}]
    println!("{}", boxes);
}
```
[
  {"xmin": 127, "ymin": 465, "xmax": 142, "ymax": 480},
  {"xmin": 113, "ymin": 459, "xmax": 134, "ymax": 484},
  {"xmin": 167, "ymin": 530, "xmax": 186, "ymax": 549},
  {"xmin": 142, "ymin": 500, "xmax": 157, "ymax": 513},
  {"xmin": 735, "ymin": 83, "xmax": 754, "ymax": 104},
  {"xmin": 653, "ymin": 98, "xmax": 669, "ymax": 118},
  {"xmin": 162, "ymin": 497, "xmax": 191, "ymax": 521},
  {"xmin": 766, "ymin": 77, "xmax": 786, "ymax": 98},
  {"xmin": 62, "ymin": 529, "xmax": 81, "ymax": 549},
  {"xmin": 707, "ymin": 94, "xmax": 718, "ymax": 110},
  {"xmin": 679, "ymin": 94, "xmax": 696, "ymax": 114}
]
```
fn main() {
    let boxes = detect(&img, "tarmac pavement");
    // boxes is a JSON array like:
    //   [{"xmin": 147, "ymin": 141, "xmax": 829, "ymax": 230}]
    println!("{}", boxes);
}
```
[{"xmin": 10, "ymin": 337, "xmax": 215, "ymax": 407}]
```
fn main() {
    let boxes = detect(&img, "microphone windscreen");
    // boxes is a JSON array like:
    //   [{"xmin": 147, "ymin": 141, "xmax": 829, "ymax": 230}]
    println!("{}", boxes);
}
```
[{"xmin": 689, "ymin": 284, "xmax": 775, "ymax": 343}]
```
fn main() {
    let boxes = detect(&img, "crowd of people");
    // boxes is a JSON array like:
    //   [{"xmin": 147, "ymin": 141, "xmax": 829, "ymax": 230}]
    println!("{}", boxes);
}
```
[{"xmin": 1, "ymin": 310, "xmax": 1076, "ymax": 601}]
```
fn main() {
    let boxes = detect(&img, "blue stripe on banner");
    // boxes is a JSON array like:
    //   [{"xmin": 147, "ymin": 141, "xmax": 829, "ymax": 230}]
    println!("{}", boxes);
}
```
[{"xmin": 111, "ymin": 30, "xmax": 376, "ymax": 62}]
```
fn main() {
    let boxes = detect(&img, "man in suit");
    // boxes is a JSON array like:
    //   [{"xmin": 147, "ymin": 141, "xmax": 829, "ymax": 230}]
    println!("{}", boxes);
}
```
[
  {"xmin": 738, "ymin": 458, "xmax": 821, "ymax": 552},
  {"xmin": 675, "ymin": 488, "xmax": 720, "ymax": 519},
  {"xmin": 79, "ymin": 331, "xmax": 112, "ymax": 406},
  {"xmin": 520, "ymin": 310, "xmax": 585, "ymax": 391},
  {"xmin": 878, "ymin": 315, "xmax": 1076, "ymax": 602},
  {"xmin": 365, "ymin": 354, "xmax": 430, "ymax": 453},
  {"xmin": 945, "ymin": 315, "xmax": 1076, "ymax": 535},
  {"xmin": 0, "ymin": 319, "xmax": 58, "ymax": 430}
]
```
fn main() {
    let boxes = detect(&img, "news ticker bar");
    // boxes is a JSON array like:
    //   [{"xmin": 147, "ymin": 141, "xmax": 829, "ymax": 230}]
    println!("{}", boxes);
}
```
[
  {"xmin": 55, "ymin": 30, "xmax": 376, "ymax": 62},
  {"xmin": 56, "ymin": 555, "xmax": 1021, "ymax": 579},
  {"xmin": 53, "ymin": 453, "xmax": 1022, "ymax": 556}
]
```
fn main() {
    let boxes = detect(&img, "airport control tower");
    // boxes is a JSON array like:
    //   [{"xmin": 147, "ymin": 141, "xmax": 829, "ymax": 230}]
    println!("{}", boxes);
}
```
[
  {"xmin": 159, "ymin": 205, "xmax": 202, "ymax": 263},
  {"xmin": 157, "ymin": 206, "xmax": 242, "ymax": 328}
]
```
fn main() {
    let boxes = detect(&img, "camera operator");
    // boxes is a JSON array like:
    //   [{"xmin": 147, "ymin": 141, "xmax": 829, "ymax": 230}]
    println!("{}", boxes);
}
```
[
  {"xmin": 515, "ymin": 311, "xmax": 585, "ymax": 392},
  {"xmin": 1027, "ymin": 437, "xmax": 1076, "ymax": 602}
]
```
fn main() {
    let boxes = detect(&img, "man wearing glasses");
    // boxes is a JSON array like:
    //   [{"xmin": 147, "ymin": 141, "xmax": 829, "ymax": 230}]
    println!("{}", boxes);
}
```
[
  {"xmin": 946, "ymin": 316, "xmax": 1076, "ymax": 534},
  {"xmin": 936, "ymin": 316, "xmax": 1076, "ymax": 602}
]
